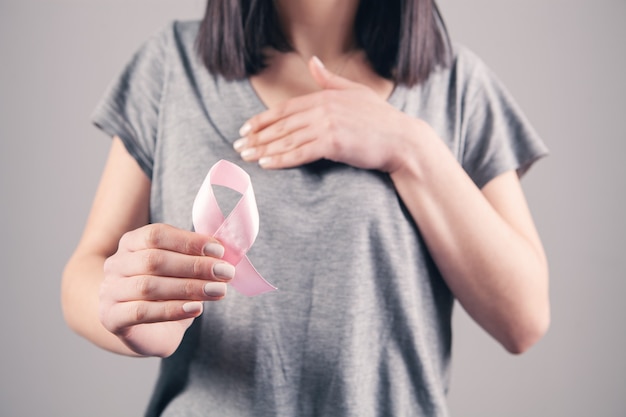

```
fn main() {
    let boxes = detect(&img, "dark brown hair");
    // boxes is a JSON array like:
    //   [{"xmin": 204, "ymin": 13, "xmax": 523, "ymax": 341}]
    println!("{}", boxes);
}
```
[{"xmin": 196, "ymin": 0, "xmax": 451, "ymax": 86}]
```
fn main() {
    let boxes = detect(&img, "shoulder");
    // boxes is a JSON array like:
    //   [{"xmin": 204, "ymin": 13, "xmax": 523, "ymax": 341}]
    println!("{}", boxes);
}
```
[
  {"xmin": 450, "ymin": 43, "xmax": 485, "ymax": 71},
  {"xmin": 134, "ymin": 20, "xmax": 201, "ymax": 60},
  {"xmin": 415, "ymin": 43, "xmax": 507, "ymax": 107},
  {"xmin": 398, "ymin": 44, "xmax": 494, "ymax": 113},
  {"xmin": 169, "ymin": 20, "xmax": 201, "ymax": 45},
  {"xmin": 441, "ymin": 43, "xmax": 493, "ymax": 89},
  {"xmin": 448, "ymin": 44, "xmax": 510, "ymax": 95},
  {"xmin": 399, "ymin": 44, "xmax": 492, "ymax": 98},
  {"xmin": 149, "ymin": 19, "xmax": 201, "ymax": 41},
  {"xmin": 113, "ymin": 19, "xmax": 203, "ymax": 84}
]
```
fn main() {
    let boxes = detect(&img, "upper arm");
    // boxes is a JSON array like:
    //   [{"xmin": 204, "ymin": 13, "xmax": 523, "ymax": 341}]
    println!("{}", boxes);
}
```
[
  {"xmin": 481, "ymin": 170, "xmax": 547, "ymax": 266},
  {"xmin": 75, "ymin": 136, "xmax": 151, "ymax": 258}
]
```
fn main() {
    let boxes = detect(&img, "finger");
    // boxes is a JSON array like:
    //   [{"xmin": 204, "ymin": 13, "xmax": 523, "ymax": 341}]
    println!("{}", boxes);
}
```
[
  {"xmin": 235, "ymin": 115, "xmax": 309, "ymax": 157},
  {"xmin": 119, "ymin": 223, "xmax": 225, "ymax": 258},
  {"xmin": 309, "ymin": 56, "xmax": 358, "ymax": 90},
  {"xmin": 248, "ymin": 111, "xmax": 310, "ymax": 147},
  {"xmin": 242, "ymin": 128, "xmax": 318, "ymax": 163},
  {"xmin": 237, "ymin": 105, "xmax": 324, "ymax": 160},
  {"xmin": 105, "ymin": 249, "xmax": 236, "ymax": 280},
  {"xmin": 102, "ymin": 300, "xmax": 209, "ymax": 334},
  {"xmin": 108, "ymin": 275, "xmax": 228, "ymax": 302},
  {"xmin": 239, "ymin": 93, "xmax": 324, "ymax": 137},
  {"xmin": 258, "ymin": 138, "xmax": 329, "ymax": 170}
]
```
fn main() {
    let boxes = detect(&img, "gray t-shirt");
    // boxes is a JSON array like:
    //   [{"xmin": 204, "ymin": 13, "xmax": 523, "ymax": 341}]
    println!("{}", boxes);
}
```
[{"xmin": 92, "ymin": 21, "xmax": 547, "ymax": 417}]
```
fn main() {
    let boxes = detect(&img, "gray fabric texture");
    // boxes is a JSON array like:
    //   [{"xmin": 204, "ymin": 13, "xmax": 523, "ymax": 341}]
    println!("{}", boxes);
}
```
[{"xmin": 92, "ymin": 21, "xmax": 547, "ymax": 417}]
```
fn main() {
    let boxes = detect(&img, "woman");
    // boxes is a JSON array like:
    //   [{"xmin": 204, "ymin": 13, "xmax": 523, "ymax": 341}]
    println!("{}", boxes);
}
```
[{"xmin": 62, "ymin": 0, "xmax": 550, "ymax": 415}]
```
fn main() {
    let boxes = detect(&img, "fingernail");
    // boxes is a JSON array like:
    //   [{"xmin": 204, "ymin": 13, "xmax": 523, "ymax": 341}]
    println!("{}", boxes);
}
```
[
  {"xmin": 239, "ymin": 122, "xmax": 251, "ymax": 136},
  {"xmin": 312, "ymin": 55, "xmax": 325, "ymax": 69},
  {"xmin": 240, "ymin": 148, "xmax": 256, "ymax": 160},
  {"xmin": 233, "ymin": 138, "xmax": 248, "ymax": 152},
  {"xmin": 258, "ymin": 156, "xmax": 272, "ymax": 167},
  {"xmin": 204, "ymin": 282, "xmax": 227, "ymax": 297},
  {"xmin": 213, "ymin": 262, "xmax": 236, "ymax": 280},
  {"xmin": 182, "ymin": 301, "xmax": 203, "ymax": 314},
  {"xmin": 203, "ymin": 243, "xmax": 224, "ymax": 258}
]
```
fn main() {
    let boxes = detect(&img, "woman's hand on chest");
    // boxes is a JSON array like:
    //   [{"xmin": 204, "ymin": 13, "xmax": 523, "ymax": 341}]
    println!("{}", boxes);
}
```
[{"xmin": 235, "ymin": 56, "xmax": 431, "ymax": 174}]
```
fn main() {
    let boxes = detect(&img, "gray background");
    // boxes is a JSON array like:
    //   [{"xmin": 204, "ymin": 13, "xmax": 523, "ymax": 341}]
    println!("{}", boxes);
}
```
[{"xmin": 1, "ymin": 0, "xmax": 624, "ymax": 415}]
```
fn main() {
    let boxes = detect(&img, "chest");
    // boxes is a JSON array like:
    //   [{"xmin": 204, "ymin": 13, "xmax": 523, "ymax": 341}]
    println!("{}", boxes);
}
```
[{"xmin": 248, "ymin": 53, "xmax": 395, "ymax": 109}]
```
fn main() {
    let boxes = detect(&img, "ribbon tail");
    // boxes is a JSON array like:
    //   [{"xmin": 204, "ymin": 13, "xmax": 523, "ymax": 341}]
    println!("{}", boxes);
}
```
[
  {"xmin": 192, "ymin": 160, "xmax": 277, "ymax": 297},
  {"xmin": 230, "ymin": 256, "xmax": 277, "ymax": 297}
]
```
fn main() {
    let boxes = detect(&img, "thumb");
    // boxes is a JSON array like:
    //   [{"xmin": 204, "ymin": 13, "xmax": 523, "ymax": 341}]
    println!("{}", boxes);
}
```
[{"xmin": 308, "ymin": 55, "xmax": 355, "ymax": 90}]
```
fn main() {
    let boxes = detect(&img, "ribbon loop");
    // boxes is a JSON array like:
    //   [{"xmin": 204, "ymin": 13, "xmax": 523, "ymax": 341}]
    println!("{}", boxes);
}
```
[{"xmin": 192, "ymin": 160, "xmax": 277, "ymax": 296}]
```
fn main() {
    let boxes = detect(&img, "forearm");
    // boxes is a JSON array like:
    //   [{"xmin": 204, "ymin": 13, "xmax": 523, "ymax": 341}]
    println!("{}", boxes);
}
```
[
  {"xmin": 62, "ymin": 251, "xmax": 142, "ymax": 357},
  {"xmin": 390, "ymin": 119, "xmax": 549, "ymax": 353}
]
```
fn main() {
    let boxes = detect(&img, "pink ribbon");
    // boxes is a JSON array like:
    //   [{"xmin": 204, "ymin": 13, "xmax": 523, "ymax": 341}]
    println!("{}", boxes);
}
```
[{"xmin": 192, "ymin": 160, "xmax": 277, "ymax": 296}]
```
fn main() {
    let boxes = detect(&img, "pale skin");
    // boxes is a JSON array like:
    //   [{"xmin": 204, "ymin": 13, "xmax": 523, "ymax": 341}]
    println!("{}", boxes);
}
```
[{"xmin": 62, "ymin": 0, "xmax": 549, "ymax": 358}]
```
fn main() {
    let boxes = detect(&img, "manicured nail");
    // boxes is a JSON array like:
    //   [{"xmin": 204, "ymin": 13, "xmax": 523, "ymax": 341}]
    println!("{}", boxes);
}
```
[
  {"xmin": 258, "ymin": 156, "xmax": 272, "ymax": 167},
  {"xmin": 233, "ymin": 138, "xmax": 248, "ymax": 152},
  {"xmin": 240, "ymin": 148, "xmax": 257, "ymax": 159},
  {"xmin": 203, "ymin": 282, "xmax": 227, "ymax": 297},
  {"xmin": 182, "ymin": 301, "xmax": 203, "ymax": 314},
  {"xmin": 239, "ymin": 122, "xmax": 252, "ymax": 136},
  {"xmin": 213, "ymin": 262, "xmax": 236, "ymax": 280},
  {"xmin": 203, "ymin": 243, "xmax": 224, "ymax": 258},
  {"xmin": 312, "ymin": 55, "xmax": 325, "ymax": 69}
]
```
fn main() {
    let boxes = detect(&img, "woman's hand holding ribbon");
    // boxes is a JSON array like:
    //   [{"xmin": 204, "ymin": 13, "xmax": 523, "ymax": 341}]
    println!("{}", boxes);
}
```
[
  {"xmin": 234, "ymin": 56, "xmax": 431, "ymax": 173},
  {"xmin": 98, "ymin": 223, "xmax": 235, "ymax": 357}
]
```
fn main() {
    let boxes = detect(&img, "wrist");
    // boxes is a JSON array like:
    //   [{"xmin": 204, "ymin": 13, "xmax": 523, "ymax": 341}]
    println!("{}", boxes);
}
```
[{"xmin": 388, "ymin": 116, "xmax": 437, "ymax": 183}]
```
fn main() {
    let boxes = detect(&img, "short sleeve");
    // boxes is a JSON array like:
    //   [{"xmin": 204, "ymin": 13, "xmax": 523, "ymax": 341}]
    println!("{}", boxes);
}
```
[
  {"xmin": 459, "ymin": 51, "xmax": 548, "ymax": 189},
  {"xmin": 91, "ymin": 25, "xmax": 171, "ymax": 178}
]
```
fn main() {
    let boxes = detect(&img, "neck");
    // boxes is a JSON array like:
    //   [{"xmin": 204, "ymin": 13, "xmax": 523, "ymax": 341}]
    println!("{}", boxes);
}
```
[{"xmin": 274, "ymin": 0, "xmax": 359, "ymax": 62}]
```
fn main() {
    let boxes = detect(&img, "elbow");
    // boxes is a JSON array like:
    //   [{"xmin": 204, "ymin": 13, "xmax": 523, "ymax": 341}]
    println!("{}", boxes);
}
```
[
  {"xmin": 503, "ymin": 258, "xmax": 551, "ymax": 354},
  {"xmin": 502, "ymin": 305, "xmax": 551, "ymax": 355},
  {"xmin": 60, "ymin": 267, "xmax": 77, "ymax": 332},
  {"xmin": 60, "ymin": 261, "xmax": 85, "ymax": 335}
]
